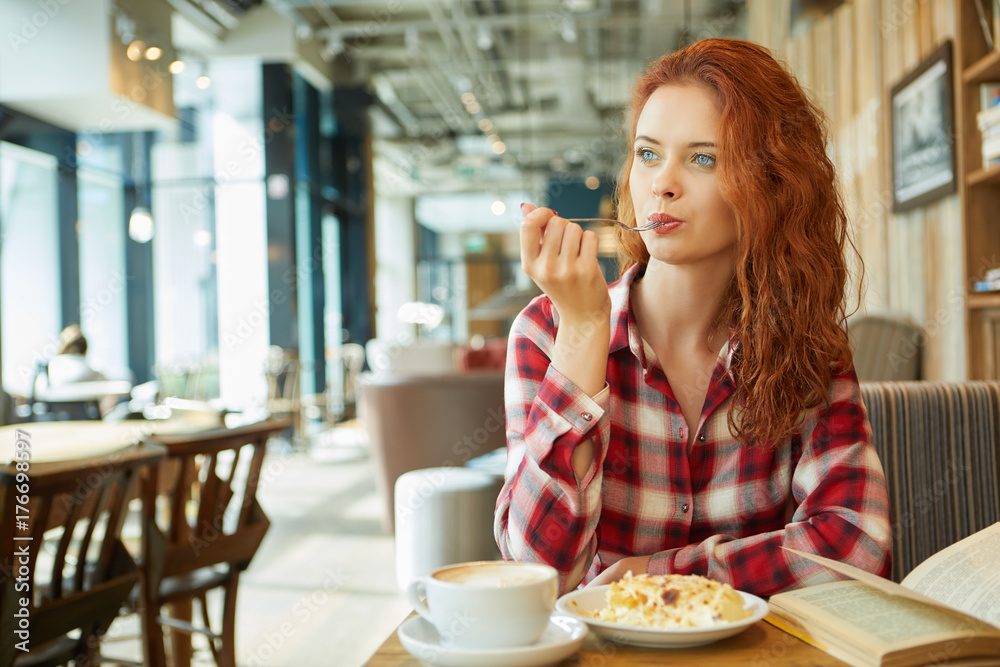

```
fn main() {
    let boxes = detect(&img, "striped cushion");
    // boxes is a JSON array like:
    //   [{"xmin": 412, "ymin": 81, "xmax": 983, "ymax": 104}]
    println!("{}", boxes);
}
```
[{"xmin": 860, "ymin": 382, "xmax": 1000, "ymax": 582}]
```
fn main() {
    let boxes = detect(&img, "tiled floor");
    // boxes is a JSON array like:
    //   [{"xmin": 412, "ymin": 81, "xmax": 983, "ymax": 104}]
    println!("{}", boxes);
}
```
[
  {"xmin": 236, "ymin": 435, "xmax": 412, "ymax": 666},
  {"xmin": 101, "ymin": 426, "xmax": 413, "ymax": 666}
]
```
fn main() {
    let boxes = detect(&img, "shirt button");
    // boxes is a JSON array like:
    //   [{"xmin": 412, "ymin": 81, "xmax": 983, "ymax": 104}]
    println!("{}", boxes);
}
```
[
  {"xmin": 698, "ymin": 434, "xmax": 706, "ymax": 442},
  {"xmin": 581, "ymin": 412, "xmax": 593, "ymax": 421},
  {"xmin": 681, "ymin": 503, "xmax": 690, "ymax": 513},
  {"xmin": 679, "ymin": 426, "xmax": 686, "ymax": 438}
]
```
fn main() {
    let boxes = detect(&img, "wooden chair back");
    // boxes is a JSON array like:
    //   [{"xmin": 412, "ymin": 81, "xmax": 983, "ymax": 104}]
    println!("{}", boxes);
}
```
[
  {"xmin": 143, "ymin": 420, "xmax": 287, "ymax": 586},
  {"xmin": 139, "ymin": 419, "xmax": 288, "ymax": 667},
  {"xmin": 0, "ymin": 439, "xmax": 164, "ymax": 667}
]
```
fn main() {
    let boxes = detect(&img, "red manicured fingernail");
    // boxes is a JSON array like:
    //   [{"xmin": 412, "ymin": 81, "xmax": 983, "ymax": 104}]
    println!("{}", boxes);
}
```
[{"xmin": 520, "ymin": 202, "xmax": 530, "ymax": 214}]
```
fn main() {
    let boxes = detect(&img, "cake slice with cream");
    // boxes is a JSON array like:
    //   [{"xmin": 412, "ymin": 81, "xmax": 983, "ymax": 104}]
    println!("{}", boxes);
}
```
[{"xmin": 593, "ymin": 572, "xmax": 752, "ymax": 628}]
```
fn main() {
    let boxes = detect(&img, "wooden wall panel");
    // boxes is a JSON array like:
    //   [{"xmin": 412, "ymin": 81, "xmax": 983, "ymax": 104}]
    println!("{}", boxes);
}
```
[
  {"xmin": 748, "ymin": 0, "xmax": 962, "ymax": 380},
  {"xmin": 854, "ymin": 0, "xmax": 890, "ymax": 313}
]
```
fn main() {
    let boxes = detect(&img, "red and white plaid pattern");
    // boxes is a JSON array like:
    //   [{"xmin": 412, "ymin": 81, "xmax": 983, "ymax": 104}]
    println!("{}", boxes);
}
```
[{"xmin": 495, "ymin": 264, "xmax": 892, "ymax": 595}]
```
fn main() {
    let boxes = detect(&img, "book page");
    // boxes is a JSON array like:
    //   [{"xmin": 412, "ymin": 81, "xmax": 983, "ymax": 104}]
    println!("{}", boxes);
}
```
[
  {"xmin": 782, "ymin": 548, "xmax": 945, "ymax": 608},
  {"xmin": 774, "ymin": 581, "xmax": 996, "ymax": 647},
  {"xmin": 900, "ymin": 523, "xmax": 1000, "ymax": 628}
]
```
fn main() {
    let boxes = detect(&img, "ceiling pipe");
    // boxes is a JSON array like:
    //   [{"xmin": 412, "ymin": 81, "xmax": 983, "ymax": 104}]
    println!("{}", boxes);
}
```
[
  {"xmin": 465, "ymin": 0, "xmax": 517, "ymax": 111},
  {"xmin": 316, "ymin": 8, "xmax": 616, "ymax": 41},
  {"xmin": 262, "ymin": 0, "xmax": 310, "ymax": 28},
  {"xmin": 164, "ymin": 0, "xmax": 230, "ymax": 36}
]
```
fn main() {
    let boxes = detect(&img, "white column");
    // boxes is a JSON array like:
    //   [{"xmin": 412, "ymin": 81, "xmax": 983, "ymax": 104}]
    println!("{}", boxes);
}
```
[
  {"xmin": 373, "ymin": 195, "xmax": 416, "ymax": 343},
  {"xmin": 212, "ymin": 61, "xmax": 270, "ymax": 411}
]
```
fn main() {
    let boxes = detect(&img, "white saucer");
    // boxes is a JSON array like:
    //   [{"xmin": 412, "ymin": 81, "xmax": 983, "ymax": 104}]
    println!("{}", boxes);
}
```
[{"xmin": 397, "ymin": 614, "xmax": 588, "ymax": 667}]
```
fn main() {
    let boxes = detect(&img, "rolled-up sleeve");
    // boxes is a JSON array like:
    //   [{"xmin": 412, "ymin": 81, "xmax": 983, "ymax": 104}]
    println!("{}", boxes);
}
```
[{"xmin": 494, "ymin": 297, "xmax": 611, "ymax": 593}]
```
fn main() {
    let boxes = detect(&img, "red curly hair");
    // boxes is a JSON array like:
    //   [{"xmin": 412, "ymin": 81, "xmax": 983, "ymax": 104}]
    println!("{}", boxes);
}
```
[{"xmin": 613, "ymin": 38, "xmax": 860, "ymax": 448}]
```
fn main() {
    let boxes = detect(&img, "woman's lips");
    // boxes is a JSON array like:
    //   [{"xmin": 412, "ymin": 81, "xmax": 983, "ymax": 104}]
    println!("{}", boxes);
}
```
[{"xmin": 647, "ymin": 212, "xmax": 683, "ymax": 233}]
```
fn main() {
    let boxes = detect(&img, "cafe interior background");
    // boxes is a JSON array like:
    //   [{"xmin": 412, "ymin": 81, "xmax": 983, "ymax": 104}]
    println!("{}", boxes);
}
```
[{"xmin": 0, "ymin": 0, "xmax": 991, "ymax": 663}]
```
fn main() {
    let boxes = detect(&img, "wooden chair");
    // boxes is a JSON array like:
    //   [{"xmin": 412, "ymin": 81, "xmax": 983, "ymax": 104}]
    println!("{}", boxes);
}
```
[
  {"xmin": 264, "ymin": 347, "xmax": 302, "ymax": 443},
  {"xmin": 138, "ymin": 419, "xmax": 288, "ymax": 667},
  {"xmin": 0, "ymin": 439, "xmax": 165, "ymax": 667}
]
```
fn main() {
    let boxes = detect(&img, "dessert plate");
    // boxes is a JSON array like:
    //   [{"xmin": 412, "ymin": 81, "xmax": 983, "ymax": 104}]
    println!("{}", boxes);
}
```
[
  {"xmin": 397, "ymin": 614, "xmax": 587, "ymax": 667},
  {"xmin": 556, "ymin": 585, "xmax": 768, "ymax": 648}
]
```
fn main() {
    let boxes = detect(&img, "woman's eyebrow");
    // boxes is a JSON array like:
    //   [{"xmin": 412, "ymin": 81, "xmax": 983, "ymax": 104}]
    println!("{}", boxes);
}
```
[{"xmin": 633, "ymin": 135, "xmax": 717, "ymax": 149}]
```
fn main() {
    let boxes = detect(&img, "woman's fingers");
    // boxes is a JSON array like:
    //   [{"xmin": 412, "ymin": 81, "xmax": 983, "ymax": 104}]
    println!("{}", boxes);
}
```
[
  {"xmin": 558, "ymin": 220, "xmax": 584, "ymax": 259},
  {"xmin": 520, "ymin": 217, "xmax": 542, "ymax": 266},
  {"xmin": 519, "ymin": 204, "xmax": 556, "ymax": 265},
  {"xmin": 519, "ymin": 204, "xmax": 602, "ymax": 292},
  {"xmin": 580, "ymin": 229, "xmax": 600, "ymax": 265},
  {"xmin": 539, "ymin": 215, "xmax": 568, "ymax": 259}
]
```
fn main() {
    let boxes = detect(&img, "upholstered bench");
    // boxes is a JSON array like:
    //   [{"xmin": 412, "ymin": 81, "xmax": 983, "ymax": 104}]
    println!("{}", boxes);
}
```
[{"xmin": 860, "ymin": 381, "xmax": 1000, "ymax": 582}]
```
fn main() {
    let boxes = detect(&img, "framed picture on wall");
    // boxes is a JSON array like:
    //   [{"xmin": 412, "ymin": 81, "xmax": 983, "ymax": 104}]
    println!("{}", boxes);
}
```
[{"xmin": 890, "ymin": 40, "xmax": 957, "ymax": 213}]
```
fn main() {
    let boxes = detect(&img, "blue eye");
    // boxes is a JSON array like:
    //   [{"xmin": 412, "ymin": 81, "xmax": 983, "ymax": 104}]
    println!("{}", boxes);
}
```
[
  {"xmin": 635, "ymin": 147, "xmax": 658, "ymax": 163},
  {"xmin": 693, "ymin": 153, "xmax": 716, "ymax": 167}
]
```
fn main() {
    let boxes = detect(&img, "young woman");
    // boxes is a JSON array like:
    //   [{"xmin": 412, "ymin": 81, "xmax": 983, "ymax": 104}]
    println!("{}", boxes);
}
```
[{"xmin": 494, "ymin": 38, "xmax": 891, "ymax": 596}]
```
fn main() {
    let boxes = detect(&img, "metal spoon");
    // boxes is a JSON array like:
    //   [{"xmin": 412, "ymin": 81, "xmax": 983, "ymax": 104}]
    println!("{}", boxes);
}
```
[{"xmin": 567, "ymin": 218, "xmax": 665, "ymax": 232}]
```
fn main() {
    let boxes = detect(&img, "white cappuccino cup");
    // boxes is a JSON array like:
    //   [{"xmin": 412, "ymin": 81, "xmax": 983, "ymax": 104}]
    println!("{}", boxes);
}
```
[{"xmin": 406, "ymin": 560, "xmax": 558, "ymax": 649}]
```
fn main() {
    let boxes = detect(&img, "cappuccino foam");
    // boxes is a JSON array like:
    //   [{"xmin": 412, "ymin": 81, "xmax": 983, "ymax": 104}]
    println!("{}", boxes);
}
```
[{"xmin": 435, "ymin": 563, "xmax": 550, "ymax": 588}]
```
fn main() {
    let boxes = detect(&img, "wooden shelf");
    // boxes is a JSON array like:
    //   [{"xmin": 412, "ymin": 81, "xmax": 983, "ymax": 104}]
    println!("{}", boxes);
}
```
[
  {"xmin": 967, "ymin": 164, "xmax": 1000, "ymax": 187},
  {"xmin": 968, "ymin": 292, "xmax": 1000, "ymax": 310},
  {"xmin": 963, "ymin": 49, "xmax": 1000, "ymax": 84},
  {"xmin": 958, "ymin": 2, "xmax": 1000, "ymax": 379}
]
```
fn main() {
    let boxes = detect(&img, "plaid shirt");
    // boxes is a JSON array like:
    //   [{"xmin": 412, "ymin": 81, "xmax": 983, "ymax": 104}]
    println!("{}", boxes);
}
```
[{"xmin": 495, "ymin": 264, "xmax": 892, "ymax": 595}]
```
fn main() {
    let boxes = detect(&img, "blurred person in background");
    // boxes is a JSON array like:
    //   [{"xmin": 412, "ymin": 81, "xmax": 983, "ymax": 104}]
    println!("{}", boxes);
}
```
[{"xmin": 47, "ymin": 324, "xmax": 106, "ymax": 385}]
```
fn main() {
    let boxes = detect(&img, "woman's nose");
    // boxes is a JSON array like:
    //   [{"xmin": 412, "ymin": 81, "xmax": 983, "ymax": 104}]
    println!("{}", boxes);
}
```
[{"xmin": 651, "ymin": 162, "xmax": 680, "ymax": 199}]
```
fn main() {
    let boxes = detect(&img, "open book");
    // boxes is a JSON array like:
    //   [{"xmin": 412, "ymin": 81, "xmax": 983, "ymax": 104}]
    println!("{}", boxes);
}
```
[{"xmin": 767, "ymin": 522, "xmax": 1000, "ymax": 667}]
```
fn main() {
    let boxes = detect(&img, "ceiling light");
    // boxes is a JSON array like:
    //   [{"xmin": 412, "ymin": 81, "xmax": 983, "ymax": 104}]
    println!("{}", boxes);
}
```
[
  {"xmin": 169, "ymin": 60, "xmax": 185, "ymax": 74},
  {"xmin": 491, "ymin": 200, "xmax": 506, "ymax": 215},
  {"xmin": 461, "ymin": 92, "xmax": 477, "ymax": 105},
  {"xmin": 128, "ymin": 207, "xmax": 154, "ymax": 243},
  {"xmin": 126, "ymin": 40, "xmax": 145, "ymax": 61},
  {"xmin": 193, "ymin": 230, "xmax": 212, "ymax": 247},
  {"xmin": 477, "ymin": 24, "xmax": 493, "ymax": 51},
  {"xmin": 145, "ymin": 46, "xmax": 162, "ymax": 60},
  {"xmin": 196, "ymin": 75, "xmax": 211, "ymax": 89},
  {"xmin": 465, "ymin": 101, "xmax": 481, "ymax": 114},
  {"xmin": 561, "ymin": 18, "xmax": 577, "ymax": 43},
  {"xmin": 405, "ymin": 27, "xmax": 419, "ymax": 51},
  {"xmin": 491, "ymin": 141, "xmax": 506, "ymax": 155},
  {"xmin": 322, "ymin": 33, "xmax": 345, "ymax": 61},
  {"xmin": 585, "ymin": 176, "xmax": 600, "ymax": 190},
  {"xmin": 478, "ymin": 118, "xmax": 493, "ymax": 132},
  {"xmin": 267, "ymin": 174, "xmax": 290, "ymax": 199}
]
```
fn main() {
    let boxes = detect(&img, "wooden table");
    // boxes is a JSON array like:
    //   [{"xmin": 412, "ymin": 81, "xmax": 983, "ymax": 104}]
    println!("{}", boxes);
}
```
[
  {"xmin": 0, "ymin": 413, "xmax": 224, "ymax": 464},
  {"xmin": 32, "ymin": 379, "xmax": 134, "ymax": 403},
  {"xmin": 365, "ymin": 614, "xmax": 848, "ymax": 666}
]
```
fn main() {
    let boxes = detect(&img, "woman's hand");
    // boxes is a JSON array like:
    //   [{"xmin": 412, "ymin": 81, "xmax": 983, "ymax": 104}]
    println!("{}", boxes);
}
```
[
  {"xmin": 519, "ymin": 203, "xmax": 610, "ymax": 329},
  {"xmin": 520, "ymin": 203, "xmax": 610, "ymax": 475},
  {"xmin": 587, "ymin": 555, "xmax": 653, "ymax": 587}
]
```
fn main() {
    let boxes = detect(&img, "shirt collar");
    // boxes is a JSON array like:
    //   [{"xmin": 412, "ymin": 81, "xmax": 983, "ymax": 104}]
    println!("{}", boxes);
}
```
[
  {"xmin": 608, "ymin": 263, "xmax": 640, "ymax": 354},
  {"xmin": 607, "ymin": 262, "xmax": 740, "ymax": 371}
]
